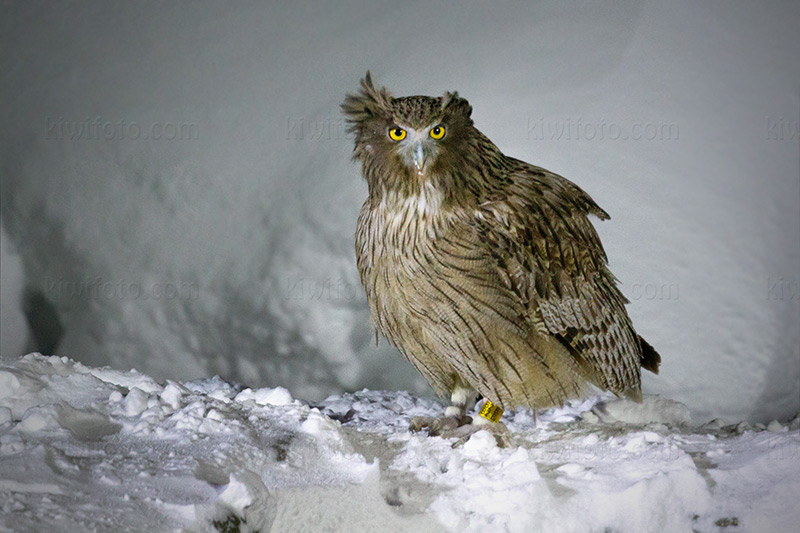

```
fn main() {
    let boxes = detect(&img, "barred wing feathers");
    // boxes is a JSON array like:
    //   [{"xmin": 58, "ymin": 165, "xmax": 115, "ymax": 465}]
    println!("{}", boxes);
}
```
[{"xmin": 477, "ymin": 159, "xmax": 660, "ymax": 400}]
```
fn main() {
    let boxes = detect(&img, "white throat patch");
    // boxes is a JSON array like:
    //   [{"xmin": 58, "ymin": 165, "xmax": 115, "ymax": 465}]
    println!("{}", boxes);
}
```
[{"xmin": 383, "ymin": 181, "xmax": 443, "ymax": 219}]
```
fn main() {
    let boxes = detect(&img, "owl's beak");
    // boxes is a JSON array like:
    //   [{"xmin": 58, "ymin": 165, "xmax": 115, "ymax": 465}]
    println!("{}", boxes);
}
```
[{"xmin": 413, "ymin": 143, "xmax": 428, "ymax": 173}]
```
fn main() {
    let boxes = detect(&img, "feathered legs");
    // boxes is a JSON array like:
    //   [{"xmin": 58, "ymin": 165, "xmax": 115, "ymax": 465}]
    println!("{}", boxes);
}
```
[{"xmin": 410, "ymin": 377, "xmax": 510, "ymax": 447}]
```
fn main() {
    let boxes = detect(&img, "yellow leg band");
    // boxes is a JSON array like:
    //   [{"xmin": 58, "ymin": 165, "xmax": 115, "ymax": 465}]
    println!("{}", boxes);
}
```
[{"xmin": 478, "ymin": 400, "xmax": 503, "ymax": 423}]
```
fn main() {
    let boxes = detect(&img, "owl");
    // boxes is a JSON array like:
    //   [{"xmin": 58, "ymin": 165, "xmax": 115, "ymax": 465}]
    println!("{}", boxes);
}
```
[{"xmin": 342, "ymin": 72, "xmax": 660, "ymax": 442}]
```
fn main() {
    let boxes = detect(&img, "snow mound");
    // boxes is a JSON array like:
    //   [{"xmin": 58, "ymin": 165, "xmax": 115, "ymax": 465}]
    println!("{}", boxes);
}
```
[
  {"xmin": 1, "ymin": 354, "xmax": 798, "ymax": 532},
  {"xmin": 588, "ymin": 395, "xmax": 692, "ymax": 425}
]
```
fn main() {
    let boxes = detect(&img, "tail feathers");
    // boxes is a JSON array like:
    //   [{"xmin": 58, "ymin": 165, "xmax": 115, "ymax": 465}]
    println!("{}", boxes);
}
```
[{"xmin": 639, "ymin": 335, "xmax": 661, "ymax": 374}]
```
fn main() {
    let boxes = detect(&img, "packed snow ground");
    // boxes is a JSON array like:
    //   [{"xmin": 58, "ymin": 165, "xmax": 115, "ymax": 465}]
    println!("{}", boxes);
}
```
[{"xmin": 1, "ymin": 354, "xmax": 798, "ymax": 532}]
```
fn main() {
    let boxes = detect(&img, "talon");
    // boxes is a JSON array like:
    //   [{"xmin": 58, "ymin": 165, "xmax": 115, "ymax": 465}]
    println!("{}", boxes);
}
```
[
  {"xmin": 451, "ymin": 422, "xmax": 511, "ymax": 448},
  {"xmin": 412, "ymin": 415, "xmax": 511, "ymax": 447},
  {"xmin": 410, "ymin": 414, "xmax": 472, "ymax": 435},
  {"xmin": 409, "ymin": 416, "xmax": 433, "ymax": 433}
]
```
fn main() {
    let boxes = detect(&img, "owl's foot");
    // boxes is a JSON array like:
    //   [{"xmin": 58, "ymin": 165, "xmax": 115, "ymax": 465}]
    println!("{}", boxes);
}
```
[
  {"xmin": 410, "ymin": 414, "xmax": 472, "ymax": 435},
  {"xmin": 411, "ymin": 381, "xmax": 510, "ymax": 446},
  {"xmin": 410, "ymin": 415, "xmax": 510, "ymax": 448},
  {"xmin": 448, "ymin": 418, "xmax": 511, "ymax": 448}
]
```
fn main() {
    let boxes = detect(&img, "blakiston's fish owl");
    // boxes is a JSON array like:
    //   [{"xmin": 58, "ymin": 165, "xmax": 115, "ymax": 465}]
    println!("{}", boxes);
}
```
[{"xmin": 343, "ymin": 73, "xmax": 660, "ymax": 441}]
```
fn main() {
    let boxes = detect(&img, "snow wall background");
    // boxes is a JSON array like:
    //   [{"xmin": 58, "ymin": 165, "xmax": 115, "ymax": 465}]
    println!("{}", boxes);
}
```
[{"xmin": 1, "ymin": 0, "xmax": 798, "ymax": 425}]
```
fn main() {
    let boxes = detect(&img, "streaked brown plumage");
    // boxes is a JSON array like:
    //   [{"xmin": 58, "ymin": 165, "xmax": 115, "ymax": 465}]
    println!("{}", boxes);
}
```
[{"xmin": 342, "ymin": 72, "xmax": 660, "ymax": 433}]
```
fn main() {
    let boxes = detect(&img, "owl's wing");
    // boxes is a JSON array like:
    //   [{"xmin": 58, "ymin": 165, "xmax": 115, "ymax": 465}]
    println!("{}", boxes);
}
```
[{"xmin": 476, "ymin": 159, "xmax": 659, "ymax": 399}]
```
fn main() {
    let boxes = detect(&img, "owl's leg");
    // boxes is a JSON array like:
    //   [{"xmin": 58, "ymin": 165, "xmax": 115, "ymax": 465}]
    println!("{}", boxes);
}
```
[
  {"xmin": 411, "ymin": 382, "xmax": 511, "ymax": 447},
  {"xmin": 410, "ymin": 379, "xmax": 476, "ymax": 435}
]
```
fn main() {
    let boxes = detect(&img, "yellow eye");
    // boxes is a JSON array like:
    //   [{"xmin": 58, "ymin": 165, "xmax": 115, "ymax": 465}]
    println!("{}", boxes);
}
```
[
  {"xmin": 429, "ymin": 124, "xmax": 446, "ymax": 140},
  {"xmin": 388, "ymin": 127, "xmax": 406, "ymax": 141}
]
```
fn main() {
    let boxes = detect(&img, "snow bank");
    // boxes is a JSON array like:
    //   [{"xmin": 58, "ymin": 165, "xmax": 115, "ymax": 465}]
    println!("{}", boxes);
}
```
[
  {"xmin": 1, "ymin": 354, "xmax": 798, "ymax": 532},
  {"xmin": 1, "ymin": 1, "xmax": 798, "ymax": 426}
]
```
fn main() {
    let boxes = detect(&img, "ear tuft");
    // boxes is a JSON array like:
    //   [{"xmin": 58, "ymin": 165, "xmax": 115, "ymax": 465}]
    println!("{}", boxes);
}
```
[
  {"xmin": 441, "ymin": 91, "xmax": 472, "ymax": 119},
  {"xmin": 341, "ymin": 71, "xmax": 393, "ymax": 132}
]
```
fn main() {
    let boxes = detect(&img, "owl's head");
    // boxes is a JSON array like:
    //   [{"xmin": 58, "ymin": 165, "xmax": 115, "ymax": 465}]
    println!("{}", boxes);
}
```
[{"xmin": 342, "ymin": 72, "xmax": 475, "ymax": 189}]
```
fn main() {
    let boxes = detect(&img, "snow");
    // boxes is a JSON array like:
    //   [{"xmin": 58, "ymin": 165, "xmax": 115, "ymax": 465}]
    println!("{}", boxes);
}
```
[
  {"xmin": 1, "ymin": 354, "xmax": 799, "ymax": 532},
  {"xmin": 0, "ymin": 1, "xmax": 798, "ymax": 429},
  {"xmin": 235, "ymin": 386, "xmax": 294, "ymax": 407}
]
